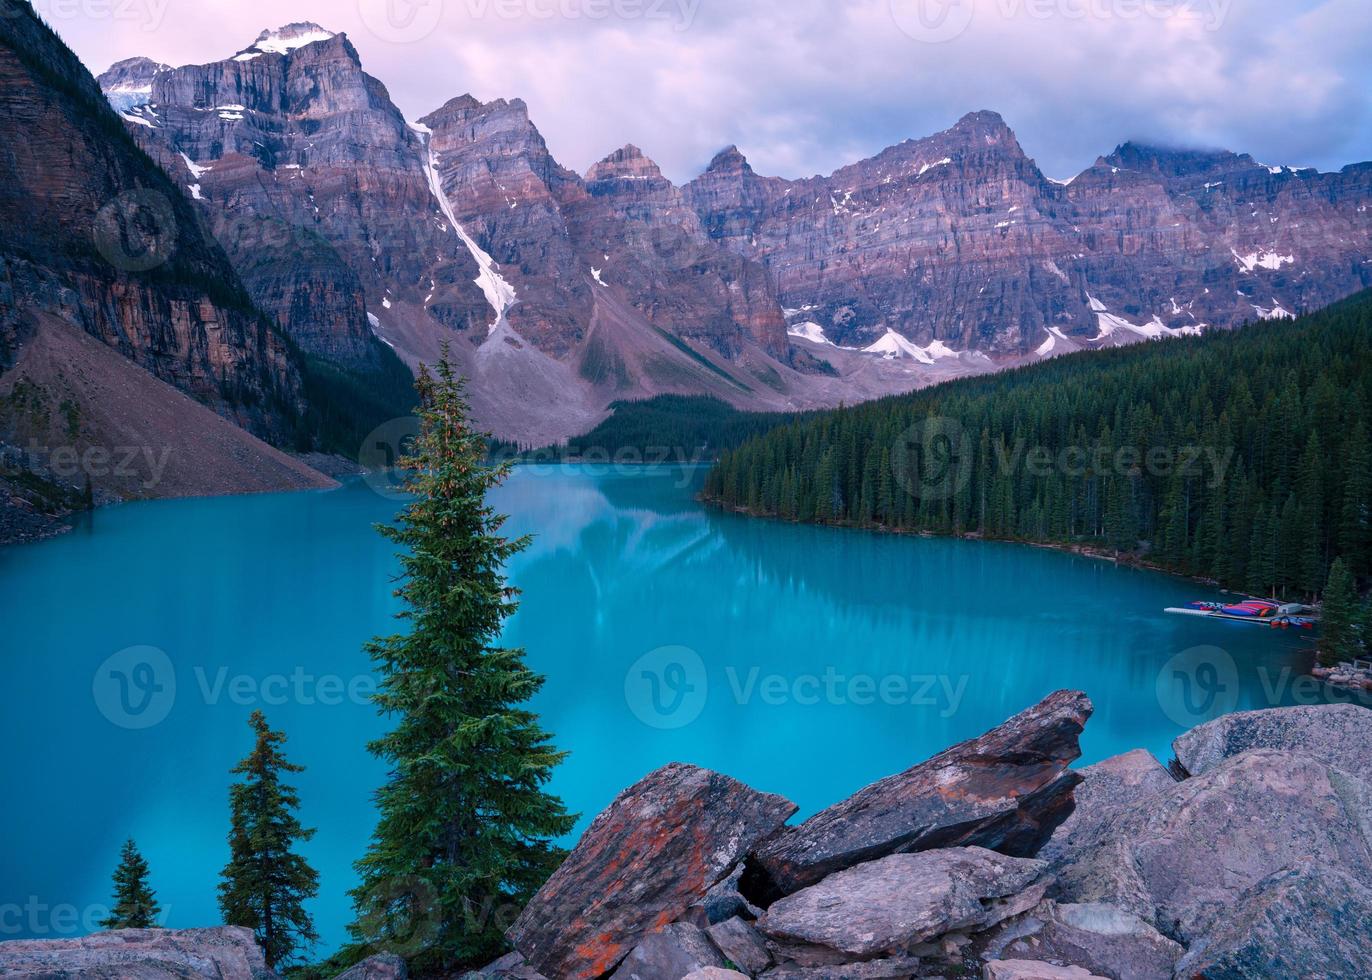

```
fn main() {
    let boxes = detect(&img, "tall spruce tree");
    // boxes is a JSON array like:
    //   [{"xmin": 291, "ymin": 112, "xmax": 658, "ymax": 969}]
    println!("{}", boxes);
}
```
[
  {"xmin": 351, "ymin": 357, "xmax": 575, "ymax": 971},
  {"xmin": 1320, "ymin": 558, "xmax": 1361, "ymax": 667},
  {"xmin": 99, "ymin": 839, "xmax": 160, "ymax": 929},
  {"xmin": 219, "ymin": 710, "xmax": 319, "ymax": 970}
]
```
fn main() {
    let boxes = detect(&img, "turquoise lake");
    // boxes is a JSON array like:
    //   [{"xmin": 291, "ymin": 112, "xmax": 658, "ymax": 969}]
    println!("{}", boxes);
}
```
[{"xmin": 0, "ymin": 464, "xmax": 1341, "ymax": 951}]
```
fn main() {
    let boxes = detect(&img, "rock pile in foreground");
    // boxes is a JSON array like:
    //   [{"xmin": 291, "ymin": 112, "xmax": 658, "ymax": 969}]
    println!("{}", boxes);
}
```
[
  {"xmin": 4, "ymin": 697, "xmax": 1370, "ymax": 979},
  {"xmin": 488, "ymin": 695, "xmax": 1372, "ymax": 980}
]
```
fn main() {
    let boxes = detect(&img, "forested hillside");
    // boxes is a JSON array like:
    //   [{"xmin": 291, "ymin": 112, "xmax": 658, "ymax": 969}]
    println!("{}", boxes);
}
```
[
  {"xmin": 523, "ymin": 395, "xmax": 804, "ymax": 460},
  {"xmin": 705, "ymin": 293, "xmax": 1372, "ymax": 600}
]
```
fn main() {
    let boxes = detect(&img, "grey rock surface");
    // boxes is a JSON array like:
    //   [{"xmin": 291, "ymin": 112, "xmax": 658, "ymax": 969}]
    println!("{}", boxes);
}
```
[
  {"xmin": 751, "ymin": 690, "xmax": 1091, "ymax": 897},
  {"xmin": 0, "ymin": 926, "xmax": 275, "ymax": 979},
  {"xmin": 333, "ymin": 952, "xmax": 407, "ymax": 979},
  {"xmin": 607, "ymin": 921, "xmax": 727, "ymax": 980},
  {"xmin": 758, "ymin": 846, "xmax": 1048, "ymax": 959},
  {"xmin": 706, "ymin": 916, "xmax": 772, "ymax": 976},
  {"xmin": 1054, "ymin": 749, "xmax": 1372, "ymax": 942},
  {"xmin": 977, "ymin": 900, "xmax": 1182, "ymax": 980},
  {"xmin": 1040, "ymin": 750, "xmax": 1176, "ymax": 865},
  {"xmin": 1170, "ymin": 703, "xmax": 1372, "ymax": 777},
  {"xmin": 1174, "ymin": 859, "xmax": 1372, "ymax": 979}
]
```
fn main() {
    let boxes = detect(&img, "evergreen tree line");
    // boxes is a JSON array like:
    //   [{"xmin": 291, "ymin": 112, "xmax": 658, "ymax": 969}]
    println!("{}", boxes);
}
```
[
  {"xmin": 705, "ymin": 292, "xmax": 1372, "ymax": 611},
  {"xmin": 510, "ymin": 394, "xmax": 806, "ymax": 463},
  {"xmin": 97, "ymin": 353, "xmax": 573, "ymax": 975}
]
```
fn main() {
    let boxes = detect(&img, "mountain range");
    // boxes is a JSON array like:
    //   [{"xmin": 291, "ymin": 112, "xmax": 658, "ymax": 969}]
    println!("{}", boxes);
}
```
[
  {"xmin": 91, "ymin": 21, "xmax": 1372, "ymax": 446},
  {"xmin": 3, "ymin": 5, "xmax": 1371, "ymax": 535}
]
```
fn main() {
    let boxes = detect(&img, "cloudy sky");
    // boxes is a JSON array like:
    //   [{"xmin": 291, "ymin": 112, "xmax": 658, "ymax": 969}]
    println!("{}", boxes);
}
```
[{"xmin": 44, "ymin": 0, "xmax": 1372, "ymax": 183}]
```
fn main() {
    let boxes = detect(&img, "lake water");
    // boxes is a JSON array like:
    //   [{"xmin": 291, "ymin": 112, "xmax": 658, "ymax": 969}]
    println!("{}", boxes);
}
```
[{"xmin": 0, "ymin": 465, "xmax": 1337, "ymax": 952}]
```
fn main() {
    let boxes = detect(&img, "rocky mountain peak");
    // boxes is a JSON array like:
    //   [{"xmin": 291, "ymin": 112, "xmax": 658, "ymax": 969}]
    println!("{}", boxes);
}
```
[
  {"xmin": 423, "ymin": 94, "xmax": 535, "ymax": 135},
  {"xmin": 948, "ymin": 108, "xmax": 1017, "ymax": 146},
  {"xmin": 1104, "ymin": 140, "xmax": 1252, "ymax": 178},
  {"xmin": 96, "ymin": 56, "xmax": 169, "ymax": 110},
  {"xmin": 705, "ymin": 144, "xmax": 753, "ymax": 176},
  {"xmin": 245, "ymin": 23, "xmax": 337, "ymax": 55},
  {"xmin": 585, "ymin": 144, "xmax": 665, "ymax": 183}
]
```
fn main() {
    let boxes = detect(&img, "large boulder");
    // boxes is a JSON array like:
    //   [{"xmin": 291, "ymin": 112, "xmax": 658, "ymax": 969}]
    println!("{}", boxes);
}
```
[
  {"xmin": 1170, "ymin": 703, "xmax": 1372, "ymax": 777},
  {"xmin": 706, "ymin": 917, "xmax": 772, "ymax": 976},
  {"xmin": 758, "ymin": 847, "xmax": 1048, "ymax": 963},
  {"xmin": 976, "ymin": 900, "xmax": 1182, "ymax": 980},
  {"xmin": 983, "ymin": 961, "xmax": 1106, "ymax": 980},
  {"xmin": 465, "ymin": 952, "xmax": 547, "ymax": 978},
  {"xmin": 1054, "ymin": 749, "xmax": 1372, "ymax": 942},
  {"xmin": 506, "ymin": 763, "xmax": 797, "ymax": 979},
  {"xmin": 608, "ymin": 922, "xmax": 727, "ymax": 980},
  {"xmin": 1174, "ymin": 859, "xmax": 1372, "ymax": 979},
  {"xmin": 334, "ymin": 953, "xmax": 407, "ymax": 979},
  {"xmin": 759, "ymin": 957, "xmax": 923, "ymax": 979},
  {"xmin": 0, "ymin": 927, "xmax": 273, "ymax": 979},
  {"xmin": 750, "ymin": 691, "xmax": 1092, "ymax": 898},
  {"xmin": 1039, "ymin": 750, "xmax": 1175, "ymax": 865}
]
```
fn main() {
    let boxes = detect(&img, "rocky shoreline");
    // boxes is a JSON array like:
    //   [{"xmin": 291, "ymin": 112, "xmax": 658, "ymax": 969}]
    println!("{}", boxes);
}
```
[{"xmin": 4, "ymin": 697, "xmax": 1370, "ymax": 979}]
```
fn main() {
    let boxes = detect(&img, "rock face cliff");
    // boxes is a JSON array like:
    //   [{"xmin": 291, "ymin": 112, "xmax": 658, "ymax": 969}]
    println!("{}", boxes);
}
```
[
  {"xmin": 1, "ymin": 3, "xmax": 305, "ymax": 444},
  {"xmin": 0, "ymin": 2, "xmax": 334, "ymax": 540},
  {"xmin": 684, "ymin": 111, "xmax": 1372, "ymax": 357},
  {"xmin": 98, "ymin": 24, "xmax": 484, "ymax": 369}
]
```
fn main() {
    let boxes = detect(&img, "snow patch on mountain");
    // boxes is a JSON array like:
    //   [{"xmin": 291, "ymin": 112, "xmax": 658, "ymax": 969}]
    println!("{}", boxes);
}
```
[
  {"xmin": 1232, "ymin": 248, "xmax": 1295, "ymax": 273},
  {"xmin": 863, "ymin": 329, "xmax": 959, "ymax": 363},
  {"xmin": 247, "ymin": 24, "xmax": 336, "ymax": 56},
  {"xmin": 1035, "ymin": 325, "xmax": 1070, "ymax": 356},
  {"xmin": 411, "ymin": 122, "xmax": 517, "ymax": 334},
  {"xmin": 179, "ymin": 153, "xmax": 211, "ymax": 179},
  {"xmin": 1253, "ymin": 300, "xmax": 1294, "ymax": 320},
  {"xmin": 787, "ymin": 321, "xmax": 832, "ymax": 346}
]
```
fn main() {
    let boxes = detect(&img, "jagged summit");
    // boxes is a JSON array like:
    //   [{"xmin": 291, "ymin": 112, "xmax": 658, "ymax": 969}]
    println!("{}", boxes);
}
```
[
  {"xmin": 423, "ymin": 93, "xmax": 533, "ymax": 126},
  {"xmin": 240, "ymin": 23, "xmax": 337, "ymax": 58},
  {"xmin": 937, "ymin": 109, "xmax": 1024, "ymax": 158},
  {"xmin": 705, "ymin": 144, "xmax": 753, "ymax": 175},
  {"xmin": 1103, "ymin": 141, "xmax": 1253, "ymax": 177},
  {"xmin": 585, "ymin": 144, "xmax": 665, "ymax": 182},
  {"xmin": 96, "ymin": 56, "xmax": 169, "ymax": 110}
]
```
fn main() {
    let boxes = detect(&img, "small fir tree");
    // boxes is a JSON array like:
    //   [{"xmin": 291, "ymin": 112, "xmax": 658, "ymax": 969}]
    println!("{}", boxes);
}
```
[
  {"xmin": 100, "ymin": 839, "xmax": 160, "ymax": 929},
  {"xmin": 350, "ymin": 356, "xmax": 575, "ymax": 972},
  {"xmin": 218, "ymin": 710, "xmax": 319, "ymax": 969}
]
